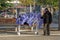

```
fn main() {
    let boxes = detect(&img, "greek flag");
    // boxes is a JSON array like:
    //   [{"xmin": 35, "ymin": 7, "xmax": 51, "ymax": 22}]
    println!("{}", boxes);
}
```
[
  {"xmin": 16, "ymin": 12, "xmax": 43, "ymax": 28},
  {"xmin": 16, "ymin": 14, "xmax": 29, "ymax": 25}
]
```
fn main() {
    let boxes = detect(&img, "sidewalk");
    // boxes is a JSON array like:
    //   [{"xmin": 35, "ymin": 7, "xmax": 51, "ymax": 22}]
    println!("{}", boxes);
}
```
[{"xmin": 0, "ymin": 30, "xmax": 60, "ymax": 40}]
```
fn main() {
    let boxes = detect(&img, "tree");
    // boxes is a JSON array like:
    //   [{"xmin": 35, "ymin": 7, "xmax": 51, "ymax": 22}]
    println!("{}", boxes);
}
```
[
  {"xmin": 36, "ymin": 0, "xmax": 58, "ymax": 7},
  {"xmin": 19, "ymin": 0, "xmax": 35, "ymax": 12},
  {"xmin": 19, "ymin": 0, "xmax": 34, "ymax": 5},
  {"xmin": 0, "ymin": 0, "xmax": 13, "ymax": 10}
]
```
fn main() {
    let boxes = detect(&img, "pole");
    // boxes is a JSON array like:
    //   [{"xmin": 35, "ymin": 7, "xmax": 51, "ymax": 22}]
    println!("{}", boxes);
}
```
[
  {"xmin": 58, "ymin": 0, "xmax": 60, "ymax": 30},
  {"xmin": 30, "ymin": 4, "xmax": 32, "ymax": 13},
  {"xmin": 16, "ymin": 0, "xmax": 18, "ymax": 18},
  {"xmin": 15, "ymin": 0, "xmax": 20, "ymax": 35},
  {"xmin": 34, "ymin": 0, "xmax": 35, "ymax": 10}
]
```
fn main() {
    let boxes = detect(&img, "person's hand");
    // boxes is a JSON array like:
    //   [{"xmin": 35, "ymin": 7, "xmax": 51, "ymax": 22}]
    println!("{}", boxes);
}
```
[{"xmin": 41, "ymin": 16, "xmax": 43, "ymax": 19}]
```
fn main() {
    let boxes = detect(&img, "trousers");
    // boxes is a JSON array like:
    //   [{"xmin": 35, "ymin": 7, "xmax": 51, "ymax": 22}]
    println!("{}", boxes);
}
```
[{"xmin": 43, "ymin": 23, "xmax": 50, "ymax": 35}]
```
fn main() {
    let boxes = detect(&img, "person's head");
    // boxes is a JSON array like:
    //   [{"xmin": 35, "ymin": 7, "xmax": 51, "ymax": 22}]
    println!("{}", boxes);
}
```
[{"xmin": 45, "ymin": 8, "xmax": 49, "ymax": 12}]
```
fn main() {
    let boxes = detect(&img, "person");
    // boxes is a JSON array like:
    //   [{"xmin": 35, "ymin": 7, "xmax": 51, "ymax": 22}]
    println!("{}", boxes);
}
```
[{"xmin": 42, "ymin": 8, "xmax": 52, "ymax": 36}]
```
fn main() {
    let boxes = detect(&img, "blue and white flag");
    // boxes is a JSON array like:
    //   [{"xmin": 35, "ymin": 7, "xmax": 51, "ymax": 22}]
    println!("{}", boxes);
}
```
[{"xmin": 16, "ymin": 12, "xmax": 43, "ymax": 29}]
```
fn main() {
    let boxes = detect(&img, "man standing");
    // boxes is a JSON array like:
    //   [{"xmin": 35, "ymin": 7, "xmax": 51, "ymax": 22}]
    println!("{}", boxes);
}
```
[{"xmin": 42, "ymin": 8, "xmax": 52, "ymax": 36}]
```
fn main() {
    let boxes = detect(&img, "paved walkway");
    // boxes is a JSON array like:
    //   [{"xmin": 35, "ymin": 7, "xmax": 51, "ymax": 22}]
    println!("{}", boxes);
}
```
[
  {"xmin": 0, "ymin": 23, "xmax": 59, "ymax": 40},
  {"xmin": 0, "ymin": 30, "xmax": 60, "ymax": 40},
  {"xmin": 0, "ymin": 35, "xmax": 60, "ymax": 40}
]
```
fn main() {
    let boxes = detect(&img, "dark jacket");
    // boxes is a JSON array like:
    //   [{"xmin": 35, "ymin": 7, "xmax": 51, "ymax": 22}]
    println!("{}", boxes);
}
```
[{"xmin": 42, "ymin": 11, "xmax": 52, "ymax": 24}]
